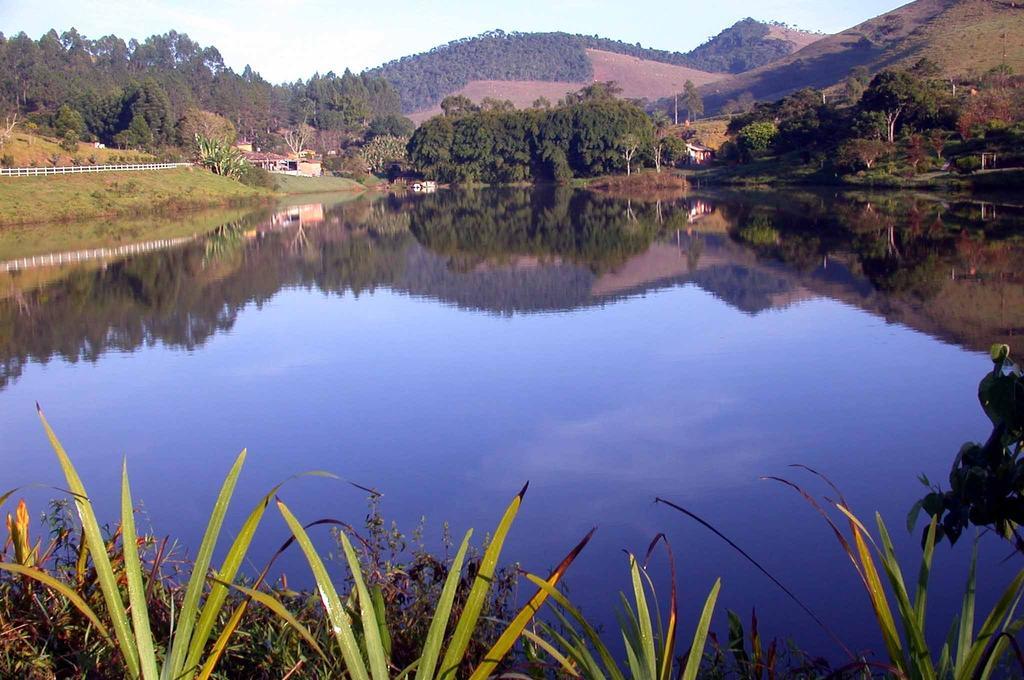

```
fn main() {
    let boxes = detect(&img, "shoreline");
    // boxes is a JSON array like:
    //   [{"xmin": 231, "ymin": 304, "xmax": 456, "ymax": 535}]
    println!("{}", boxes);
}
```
[{"xmin": 0, "ymin": 168, "xmax": 369, "ymax": 228}]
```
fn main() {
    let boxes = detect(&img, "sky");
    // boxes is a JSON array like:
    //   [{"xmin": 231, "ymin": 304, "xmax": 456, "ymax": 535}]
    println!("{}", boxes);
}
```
[{"xmin": 0, "ymin": 0, "xmax": 910, "ymax": 83}]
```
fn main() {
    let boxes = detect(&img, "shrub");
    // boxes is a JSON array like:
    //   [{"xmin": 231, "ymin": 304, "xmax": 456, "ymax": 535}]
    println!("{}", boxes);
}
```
[
  {"xmin": 955, "ymin": 155, "xmax": 982, "ymax": 174},
  {"xmin": 238, "ymin": 163, "xmax": 275, "ymax": 189},
  {"xmin": 58, "ymin": 130, "xmax": 79, "ymax": 152},
  {"xmin": 194, "ymin": 134, "xmax": 246, "ymax": 179},
  {"xmin": 736, "ymin": 121, "xmax": 778, "ymax": 155},
  {"xmin": 0, "ymin": 154, "xmax": 13, "ymax": 168}
]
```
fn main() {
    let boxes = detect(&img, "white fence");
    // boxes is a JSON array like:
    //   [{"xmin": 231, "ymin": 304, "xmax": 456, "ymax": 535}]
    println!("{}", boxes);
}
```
[
  {"xmin": 1, "ymin": 236, "xmax": 197, "ymax": 273},
  {"xmin": 0, "ymin": 162, "xmax": 193, "ymax": 177}
]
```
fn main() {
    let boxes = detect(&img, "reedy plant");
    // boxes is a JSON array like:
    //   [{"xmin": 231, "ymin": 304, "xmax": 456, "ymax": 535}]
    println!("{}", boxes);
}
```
[
  {"xmin": 0, "ymin": 407, "xmax": 328, "ymax": 680},
  {"xmin": 528, "ymin": 536, "xmax": 721, "ymax": 680},
  {"xmin": 771, "ymin": 472, "xmax": 1024, "ymax": 680},
  {"xmin": 239, "ymin": 483, "xmax": 595, "ymax": 680},
  {"xmin": 194, "ymin": 133, "xmax": 247, "ymax": 180}
]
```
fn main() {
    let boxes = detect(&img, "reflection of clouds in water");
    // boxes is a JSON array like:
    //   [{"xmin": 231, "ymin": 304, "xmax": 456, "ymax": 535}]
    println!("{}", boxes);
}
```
[
  {"xmin": 228, "ymin": 353, "xmax": 330, "ymax": 378},
  {"xmin": 482, "ymin": 398, "xmax": 774, "ymax": 498}
]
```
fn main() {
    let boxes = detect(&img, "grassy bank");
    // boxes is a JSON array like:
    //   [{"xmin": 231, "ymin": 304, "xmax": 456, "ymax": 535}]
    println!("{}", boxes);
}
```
[
  {"xmin": 273, "ymin": 173, "xmax": 367, "ymax": 195},
  {"xmin": 0, "ymin": 206, "xmax": 259, "ymax": 262},
  {"xmin": 0, "ymin": 167, "xmax": 273, "ymax": 226},
  {"xmin": 1, "ymin": 130, "xmax": 156, "ymax": 167}
]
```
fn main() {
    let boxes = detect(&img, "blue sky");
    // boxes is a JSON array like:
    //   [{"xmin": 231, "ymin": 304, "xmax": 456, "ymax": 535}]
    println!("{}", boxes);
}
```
[{"xmin": 1, "ymin": 0, "xmax": 909, "ymax": 83}]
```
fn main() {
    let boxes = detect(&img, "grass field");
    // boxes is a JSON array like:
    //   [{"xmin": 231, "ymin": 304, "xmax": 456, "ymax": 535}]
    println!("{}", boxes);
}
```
[
  {"xmin": 0, "ymin": 167, "xmax": 270, "ymax": 226},
  {"xmin": 0, "ymin": 205, "xmax": 258, "ymax": 262},
  {"xmin": 0, "ymin": 131, "xmax": 156, "ymax": 167},
  {"xmin": 273, "ymin": 174, "xmax": 366, "ymax": 194}
]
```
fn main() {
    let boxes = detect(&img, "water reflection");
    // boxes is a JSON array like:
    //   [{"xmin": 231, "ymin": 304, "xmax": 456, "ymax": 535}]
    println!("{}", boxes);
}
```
[
  {"xmin": 3, "ymin": 188, "xmax": 1022, "ymax": 391},
  {"xmin": 3, "ymin": 187, "xmax": 1023, "ymax": 656}
]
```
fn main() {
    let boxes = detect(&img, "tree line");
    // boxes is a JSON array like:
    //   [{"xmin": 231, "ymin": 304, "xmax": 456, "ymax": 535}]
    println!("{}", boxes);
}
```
[
  {"xmin": 718, "ymin": 59, "xmax": 1024, "ymax": 177},
  {"xmin": 0, "ymin": 29, "xmax": 408, "ymax": 153},
  {"xmin": 368, "ymin": 22, "xmax": 808, "ymax": 113},
  {"xmin": 407, "ymin": 84, "xmax": 698, "ymax": 183}
]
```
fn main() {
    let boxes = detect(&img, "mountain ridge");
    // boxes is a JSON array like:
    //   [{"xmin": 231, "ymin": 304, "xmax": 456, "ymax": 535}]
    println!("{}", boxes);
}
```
[
  {"xmin": 702, "ymin": 0, "xmax": 1024, "ymax": 111},
  {"xmin": 364, "ymin": 20, "xmax": 824, "ymax": 114}
]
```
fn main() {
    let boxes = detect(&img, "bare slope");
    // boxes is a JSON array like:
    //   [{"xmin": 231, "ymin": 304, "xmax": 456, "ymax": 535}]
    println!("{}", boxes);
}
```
[
  {"xmin": 408, "ymin": 50, "xmax": 723, "ymax": 122},
  {"xmin": 703, "ymin": 0, "xmax": 1024, "ymax": 111}
]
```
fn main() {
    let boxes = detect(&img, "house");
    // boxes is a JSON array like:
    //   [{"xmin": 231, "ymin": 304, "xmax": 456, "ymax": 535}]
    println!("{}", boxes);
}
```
[
  {"xmin": 244, "ymin": 152, "xmax": 323, "ymax": 177},
  {"xmin": 685, "ymin": 142, "xmax": 715, "ymax": 165},
  {"xmin": 270, "ymin": 203, "xmax": 325, "ymax": 229}
]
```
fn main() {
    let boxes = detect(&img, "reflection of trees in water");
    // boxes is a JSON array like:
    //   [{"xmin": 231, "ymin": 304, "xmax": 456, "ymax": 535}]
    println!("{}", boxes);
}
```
[
  {"xmin": 721, "ymin": 192, "xmax": 1022, "ymax": 300},
  {"xmin": 0, "ymin": 191, "xmax": 672, "ymax": 389},
  {"xmin": 408, "ymin": 187, "xmax": 665, "ymax": 274},
  {"xmin": 2, "ymin": 190, "xmax": 1023, "ymax": 390},
  {"xmin": 713, "ymin": 190, "xmax": 1024, "ymax": 349}
]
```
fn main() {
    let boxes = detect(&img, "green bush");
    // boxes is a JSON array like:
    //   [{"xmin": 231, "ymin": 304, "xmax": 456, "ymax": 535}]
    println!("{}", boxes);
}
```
[
  {"xmin": 954, "ymin": 156, "xmax": 982, "ymax": 174},
  {"xmin": 238, "ymin": 163, "xmax": 275, "ymax": 189}
]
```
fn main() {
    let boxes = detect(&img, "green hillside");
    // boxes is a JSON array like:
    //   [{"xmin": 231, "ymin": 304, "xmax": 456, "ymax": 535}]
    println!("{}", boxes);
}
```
[
  {"xmin": 366, "ymin": 21, "xmax": 821, "ymax": 113},
  {"xmin": 703, "ymin": 0, "xmax": 1024, "ymax": 112}
]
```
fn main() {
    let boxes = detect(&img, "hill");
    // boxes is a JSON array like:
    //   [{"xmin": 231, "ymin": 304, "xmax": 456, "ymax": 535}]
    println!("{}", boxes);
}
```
[
  {"xmin": 702, "ymin": 0, "xmax": 1024, "ymax": 112},
  {"xmin": 366, "ymin": 21, "xmax": 823, "ymax": 115},
  {"xmin": 408, "ymin": 49, "xmax": 723, "ymax": 123}
]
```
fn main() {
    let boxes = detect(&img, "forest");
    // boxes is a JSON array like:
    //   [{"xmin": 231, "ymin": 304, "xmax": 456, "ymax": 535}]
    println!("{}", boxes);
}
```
[
  {"xmin": 0, "ymin": 29, "xmax": 407, "ymax": 154},
  {"xmin": 710, "ymin": 60, "xmax": 1024, "ymax": 185},
  {"xmin": 367, "ymin": 20, "xmax": 809, "ymax": 112},
  {"xmin": 406, "ymin": 85, "xmax": 681, "ymax": 183}
]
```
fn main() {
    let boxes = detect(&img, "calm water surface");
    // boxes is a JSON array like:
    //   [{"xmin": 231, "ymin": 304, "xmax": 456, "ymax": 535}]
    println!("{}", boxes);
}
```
[{"xmin": 2, "ymin": 187, "xmax": 1023, "ymax": 659}]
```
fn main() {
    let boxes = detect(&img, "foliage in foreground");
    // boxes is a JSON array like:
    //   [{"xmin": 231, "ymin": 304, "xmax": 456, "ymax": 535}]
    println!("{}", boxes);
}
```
[
  {"xmin": 914, "ymin": 344, "xmax": 1024, "ymax": 550},
  {"xmin": 530, "ymin": 537, "xmax": 720, "ymax": 680},
  {"xmin": 762, "ymin": 474, "xmax": 1024, "ymax": 679},
  {"xmin": 0, "ymin": 408, "xmax": 323, "ymax": 680},
  {"xmin": 194, "ymin": 134, "xmax": 247, "ymax": 181}
]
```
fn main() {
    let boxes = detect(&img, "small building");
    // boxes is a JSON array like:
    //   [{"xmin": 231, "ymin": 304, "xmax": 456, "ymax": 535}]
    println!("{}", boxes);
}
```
[
  {"xmin": 685, "ymin": 142, "xmax": 715, "ymax": 165},
  {"xmin": 244, "ymin": 152, "xmax": 322, "ymax": 177},
  {"xmin": 234, "ymin": 139, "xmax": 253, "ymax": 153},
  {"xmin": 270, "ymin": 203, "xmax": 325, "ymax": 229}
]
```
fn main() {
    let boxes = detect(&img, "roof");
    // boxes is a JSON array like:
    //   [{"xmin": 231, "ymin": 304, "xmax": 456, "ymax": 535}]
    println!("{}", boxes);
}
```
[
  {"xmin": 686, "ymin": 143, "xmax": 714, "ymax": 152},
  {"xmin": 244, "ymin": 152, "xmax": 290, "ymax": 161}
]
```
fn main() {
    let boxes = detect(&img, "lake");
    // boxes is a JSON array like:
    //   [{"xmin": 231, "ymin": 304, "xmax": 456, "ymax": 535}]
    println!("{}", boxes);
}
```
[{"xmin": 2, "ymin": 186, "xmax": 1022, "ymax": 662}]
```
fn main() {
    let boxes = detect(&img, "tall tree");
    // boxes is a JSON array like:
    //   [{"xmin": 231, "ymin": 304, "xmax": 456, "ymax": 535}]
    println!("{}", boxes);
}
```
[
  {"xmin": 682, "ymin": 80, "xmax": 703, "ymax": 123},
  {"xmin": 861, "ymin": 70, "xmax": 922, "ymax": 144}
]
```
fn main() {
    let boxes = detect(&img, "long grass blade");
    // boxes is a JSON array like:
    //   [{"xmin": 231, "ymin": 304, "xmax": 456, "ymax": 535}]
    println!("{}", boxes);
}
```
[
  {"xmin": 629, "ymin": 554, "xmax": 658, "ymax": 680},
  {"xmin": 37, "ymin": 407, "xmax": 140, "ymax": 678},
  {"xmin": 656, "ymin": 496, "xmax": 849, "ymax": 658},
  {"xmin": 680, "ymin": 578, "xmax": 721, "ymax": 680},
  {"xmin": 184, "ymin": 471, "xmax": 337, "ymax": 673},
  {"xmin": 835, "ymin": 505, "xmax": 905, "ymax": 673},
  {"xmin": 277, "ymin": 499, "xmax": 370, "ymax": 680},
  {"xmin": 874, "ymin": 513, "xmax": 932, "ymax": 680},
  {"xmin": 959, "ymin": 568, "xmax": 1024, "ymax": 678},
  {"xmin": 519, "ymin": 628, "xmax": 580, "ymax": 678},
  {"xmin": 415, "ymin": 529, "xmax": 472, "ymax": 680},
  {"xmin": 526, "ymin": 574, "xmax": 627, "ymax": 680},
  {"xmin": 195, "ymin": 595, "xmax": 250, "ymax": 680},
  {"xmin": 0, "ymin": 562, "xmax": 113, "ymax": 643},
  {"xmin": 537, "ymin": 621, "xmax": 600, "ymax": 680},
  {"xmin": 539, "ymin": 615, "xmax": 607, "ymax": 680},
  {"xmin": 439, "ymin": 483, "xmax": 527, "ymax": 679},
  {"xmin": 120, "ymin": 461, "xmax": 159, "ymax": 680},
  {"xmin": 914, "ymin": 517, "xmax": 938, "ymax": 631},
  {"xmin": 468, "ymin": 527, "xmax": 594, "ymax": 680},
  {"xmin": 166, "ymin": 449, "xmax": 246, "ymax": 677},
  {"xmin": 955, "ymin": 545, "xmax": 978, "ymax": 677},
  {"xmin": 643, "ymin": 536, "xmax": 678, "ymax": 680},
  {"xmin": 211, "ymin": 580, "xmax": 326, "ymax": 659},
  {"xmin": 337, "ymin": 528, "xmax": 390, "ymax": 680}
]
